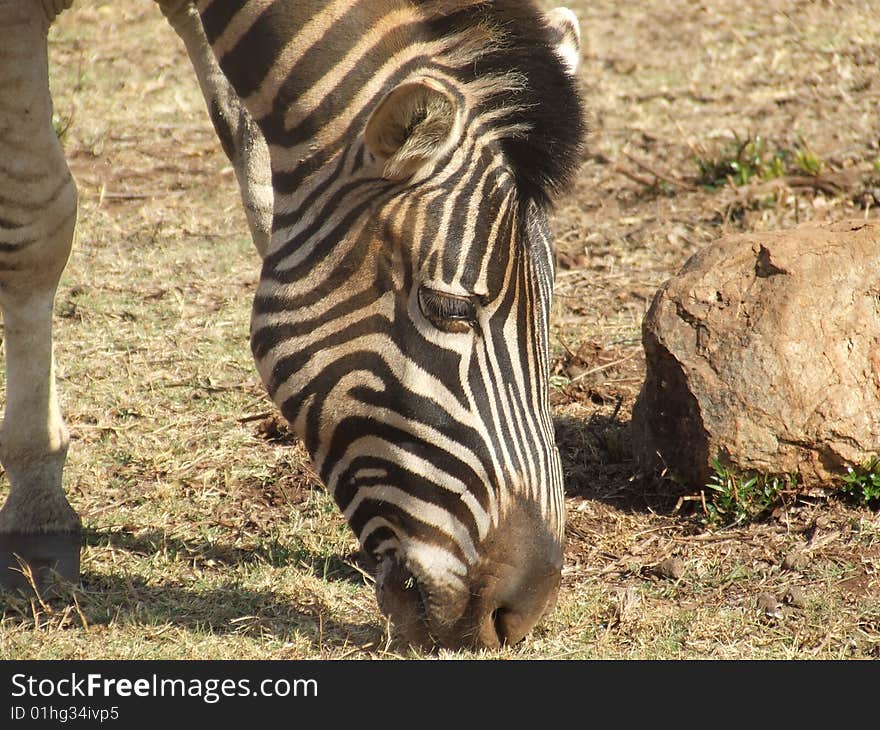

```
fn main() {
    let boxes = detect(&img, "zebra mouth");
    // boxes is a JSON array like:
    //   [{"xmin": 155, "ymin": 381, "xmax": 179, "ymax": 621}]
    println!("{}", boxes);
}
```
[{"xmin": 374, "ymin": 553, "xmax": 435, "ymax": 648}]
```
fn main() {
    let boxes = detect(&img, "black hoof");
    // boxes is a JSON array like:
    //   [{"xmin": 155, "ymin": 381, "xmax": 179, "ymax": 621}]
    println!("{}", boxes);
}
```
[{"xmin": 0, "ymin": 531, "xmax": 81, "ymax": 598}]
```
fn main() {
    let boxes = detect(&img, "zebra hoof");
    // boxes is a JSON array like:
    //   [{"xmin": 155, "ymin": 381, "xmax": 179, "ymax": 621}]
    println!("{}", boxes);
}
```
[{"xmin": 0, "ymin": 531, "xmax": 81, "ymax": 598}]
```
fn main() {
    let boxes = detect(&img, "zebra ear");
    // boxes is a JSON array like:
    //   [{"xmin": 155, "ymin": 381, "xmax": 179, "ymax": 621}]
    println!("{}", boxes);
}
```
[
  {"xmin": 544, "ymin": 7, "xmax": 581, "ymax": 75},
  {"xmin": 364, "ymin": 77, "xmax": 461, "ymax": 181}
]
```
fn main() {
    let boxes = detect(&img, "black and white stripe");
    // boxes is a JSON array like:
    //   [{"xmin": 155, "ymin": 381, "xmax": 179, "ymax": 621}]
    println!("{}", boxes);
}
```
[
  {"xmin": 197, "ymin": 0, "xmax": 584, "ymax": 600},
  {"xmin": 197, "ymin": 0, "xmax": 581, "ymax": 583}
]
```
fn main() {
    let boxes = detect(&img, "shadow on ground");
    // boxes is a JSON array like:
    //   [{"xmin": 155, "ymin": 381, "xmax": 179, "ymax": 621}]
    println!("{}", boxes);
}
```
[
  {"xmin": 0, "ymin": 571, "xmax": 382, "ymax": 651},
  {"xmin": 555, "ymin": 413, "xmax": 693, "ymax": 514},
  {"xmin": 1, "ymin": 531, "xmax": 383, "ymax": 651},
  {"xmin": 0, "ymin": 528, "xmax": 387, "ymax": 650},
  {"xmin": 71, "ymin": 571, "xmax": 381, "ymax": 649},
  {"xmin": 83, "ymin": 527, "xmax": 369, "ymax": 585}
]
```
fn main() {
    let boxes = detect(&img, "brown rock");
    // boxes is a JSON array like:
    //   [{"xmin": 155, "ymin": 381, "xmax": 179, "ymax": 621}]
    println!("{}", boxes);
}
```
[
  {"xmin": 781, "ymin": 551, "xmax": 808, "ymax": 571},
  {"xmin": 756, "ymin": 591, "xmax": 783, "ymax": 619},
  {"xmin": 632, "ymin": 220, "xmax": 880, "ymax": 489},
  {"xmin": 784, "ymin": 586, "xmax": 807, "ymax": 609},
  {"xmin": 655, "ymin": 556, "xmax": 685, "ymax": 580}
]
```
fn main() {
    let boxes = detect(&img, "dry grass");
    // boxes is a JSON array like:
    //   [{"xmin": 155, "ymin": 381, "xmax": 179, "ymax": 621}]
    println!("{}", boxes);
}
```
[{"xmin": 1, "ymin": 0, "xmax": 879, "ymax": 659}]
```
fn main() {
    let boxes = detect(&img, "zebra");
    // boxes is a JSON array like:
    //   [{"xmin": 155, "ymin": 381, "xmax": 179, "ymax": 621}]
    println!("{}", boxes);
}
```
[{"xmin": 0, "ymin": 0, "xmax": 585, "ymax": 650}]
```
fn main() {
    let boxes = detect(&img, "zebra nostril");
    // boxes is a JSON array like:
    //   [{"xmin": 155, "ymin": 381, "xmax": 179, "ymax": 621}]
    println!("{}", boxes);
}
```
[
  {"xmin": 468, "ymin": 501, "xmax": 564, "ymax": 649},
  {"xmin": 491, "ymin": 607, "xmax": 509, "ymax": 646},
  {"xmin": 491, "ymin": 608, "xmax": 502, "ymax": 641},
  {"xmin": 488, "ymin": 606, "xmax": 526, "ymax": 647}
]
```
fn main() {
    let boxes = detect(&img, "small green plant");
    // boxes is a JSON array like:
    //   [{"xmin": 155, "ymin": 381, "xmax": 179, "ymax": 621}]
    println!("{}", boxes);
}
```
[
  {"xmin": 839, "ymin": 457, "xmax": 880, "ymax": 506},
  {"xmin": 695, "ymin": 134, "xmax": 786, "ymax": 188},
  {"xmin": 793, "ymin": 144, "xmax": 823, "ymax": 176},
  {"xmin": 53, "ymin": 110, "xmax": 74, "ymax": 149},
  {"xmin": 703, "ymin": 457, "xmax": 789, "ymax": 526},
  {"xmin": 695, "ymin": 133, "xmax": 825, "ymax": 188}
]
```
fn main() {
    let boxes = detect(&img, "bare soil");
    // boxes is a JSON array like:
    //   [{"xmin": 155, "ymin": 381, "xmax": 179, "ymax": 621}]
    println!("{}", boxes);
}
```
[{"xmin": 549, "ymin": 0, "xmax": 880, "ymax": 658}]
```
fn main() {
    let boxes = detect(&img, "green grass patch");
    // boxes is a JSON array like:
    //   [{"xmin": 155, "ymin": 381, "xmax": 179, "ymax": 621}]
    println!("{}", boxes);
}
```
[
  {"xmin": 702, "ymin": 458, "xmax": 791, "ymax": 526},
  {"xmin": 840, "ymin": 457, "xmax": 880, "ymax": 507},
  {"xmin": 695, "ymin": 133, "xmax": 824, "ymax": 188}
]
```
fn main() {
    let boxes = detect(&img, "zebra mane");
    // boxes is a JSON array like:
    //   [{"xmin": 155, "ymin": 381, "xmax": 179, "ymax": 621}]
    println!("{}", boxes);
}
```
[{"xmin": 419, "ymin": 0, "xmax": 587, "ymax": 207}]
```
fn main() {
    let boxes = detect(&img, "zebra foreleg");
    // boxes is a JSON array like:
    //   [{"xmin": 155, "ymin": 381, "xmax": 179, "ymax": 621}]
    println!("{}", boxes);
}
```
[
  {"xmin": 0, "ymin": 0, "xmax": 80, "ymax": 594},
  {"xmin": 158, "ymin": 0, "xmax": 273, "ymax": 256}
]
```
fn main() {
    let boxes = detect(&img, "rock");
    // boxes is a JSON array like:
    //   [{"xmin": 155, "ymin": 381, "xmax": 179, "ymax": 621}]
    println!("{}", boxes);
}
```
[
  {"xmin": 784, "ymin": 585, "xmax": 807, "ymax": 609},
  {"xmin": 756, "ymin": 591, "xmax": 783, "ymax": 620},
  {"xmin": 632, "ymin": 220, "xmax": 880, "ymax": 490},
  {"xmin": 655, "ymin": 556, "xmax": 685, "ymax": 580},
  {"xmin": 781, "ymin": 551, "xmax": 809, "ymax": 571}
]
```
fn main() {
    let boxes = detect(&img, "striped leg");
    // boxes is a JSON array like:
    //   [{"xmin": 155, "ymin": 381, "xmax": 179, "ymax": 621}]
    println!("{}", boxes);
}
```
[
  {"xmin": 159, "ymin": 0, "xmax": 272, "ymax": 256},
  {"xmin": 0, "ymin": 0, "xmax": 80, "ymax": 593}
]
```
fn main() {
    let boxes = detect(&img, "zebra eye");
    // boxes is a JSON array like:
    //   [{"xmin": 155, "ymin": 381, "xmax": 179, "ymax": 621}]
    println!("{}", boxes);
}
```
[{"xmin": 418, "ymin": 287, "xmax": 479, "ymax": 334}]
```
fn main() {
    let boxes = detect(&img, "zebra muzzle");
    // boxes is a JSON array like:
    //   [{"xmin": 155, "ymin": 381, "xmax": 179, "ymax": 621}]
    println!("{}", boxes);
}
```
[
  {"xmin": 374, "ymin": 554, "xmax": 435, "ymax": 649},
  {"xmin": 372, "ymin": 513, "xmax": 563, "ymax": 651}
]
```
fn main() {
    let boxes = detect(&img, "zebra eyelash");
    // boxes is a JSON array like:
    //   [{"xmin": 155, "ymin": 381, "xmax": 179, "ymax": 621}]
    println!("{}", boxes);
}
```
[{"xmin": 418, "ymin": 286, "xmax": 480, "ymax": 334}]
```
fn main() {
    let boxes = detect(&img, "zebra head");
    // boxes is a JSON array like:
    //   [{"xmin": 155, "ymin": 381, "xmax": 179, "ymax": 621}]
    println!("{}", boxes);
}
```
[{"xmin": 249, "ymin": 2, "xmax": 585, "ymax": 649}]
